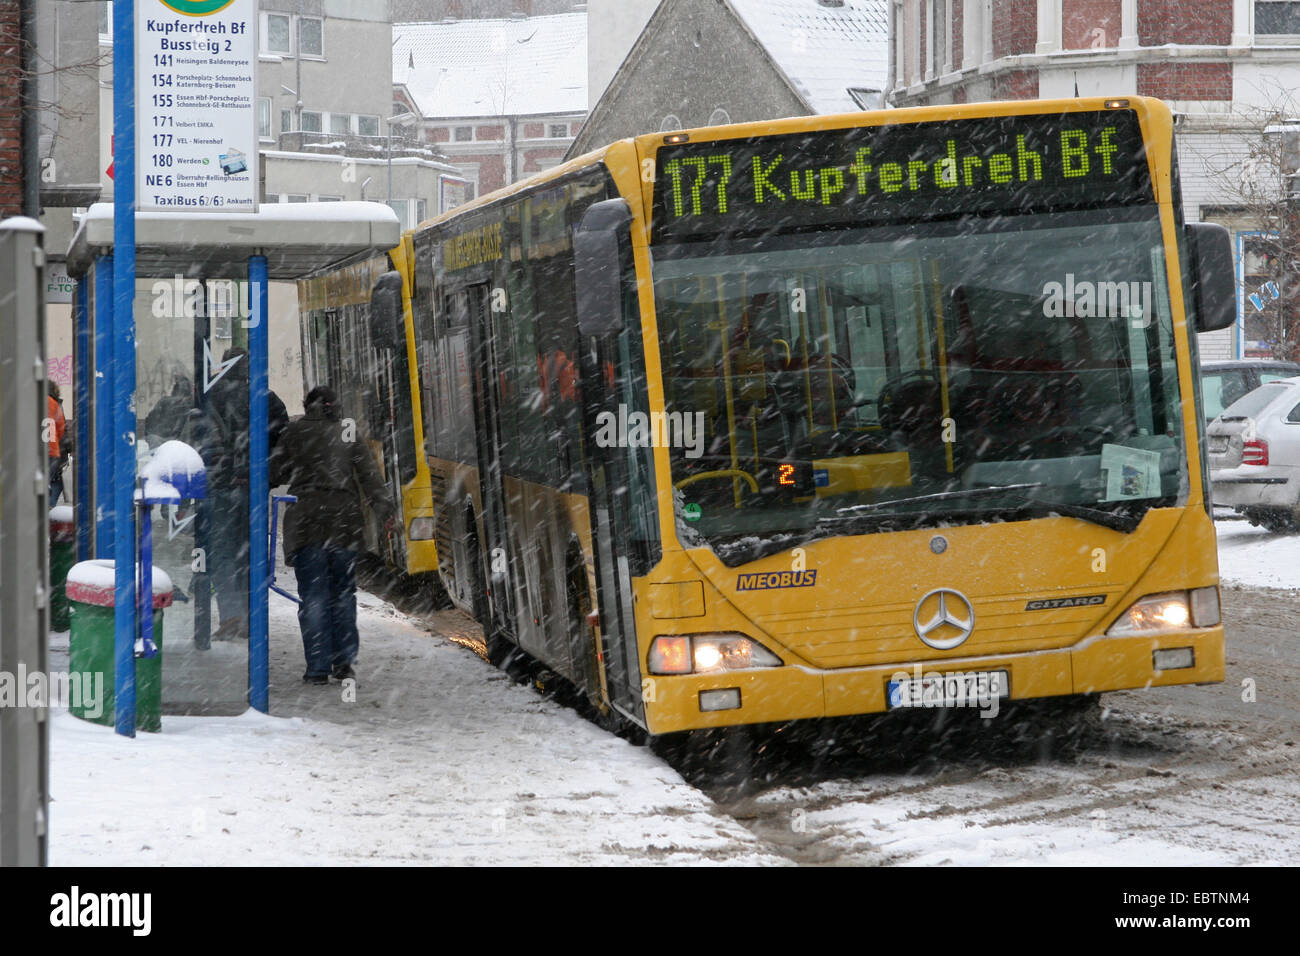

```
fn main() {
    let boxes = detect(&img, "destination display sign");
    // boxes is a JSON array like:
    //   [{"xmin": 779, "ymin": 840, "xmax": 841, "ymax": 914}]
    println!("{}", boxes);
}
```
[
  {"xmin": 135, "ymin": 0, "xmax": 258, "ymax": 212},
  {"xmin": 652, "ymin": 111, "xmax": 1153, "ymax": 244}
]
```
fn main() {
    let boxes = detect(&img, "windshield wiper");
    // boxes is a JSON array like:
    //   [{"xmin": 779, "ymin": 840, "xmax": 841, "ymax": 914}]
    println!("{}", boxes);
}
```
[
  {"xmin": 1015, "ymin": 498, "xmax": 1142, "ymax": 532},
  {"xmin": 825, "ymin": 482, "xmax": 1143, "ymax": 533},
  {"xmin": 831, "ymin": 483, "xmax": 1045, "ymax": 516}
]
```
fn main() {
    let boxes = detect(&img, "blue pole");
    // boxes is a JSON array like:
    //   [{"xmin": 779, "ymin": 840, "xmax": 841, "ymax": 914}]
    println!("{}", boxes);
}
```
[
  {"xmin": 74, "ymin": 277, "xmax": 92, "ymax": 561},
  {"xmin": 249, "ymin": 255, "xmax": 269, "ymax": 713},
  {"xmin": 112, "ymin": 0, "xmax": 137, "ymax": 738},
  {"xmin": 93, "ymin": 254, "xmax": 114, "ymax": 556},
  {"xmin": 139, "ymin": 503, "xmax": 156, "ymax": 658}
]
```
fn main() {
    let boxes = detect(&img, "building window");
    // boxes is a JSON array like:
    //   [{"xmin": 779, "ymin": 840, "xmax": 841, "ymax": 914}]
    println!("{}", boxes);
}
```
[
  {"xmin": 1256, "ymin": 1, "xmax": 1300, "ymax": 35},
  {"xmin": 417, "ymin": 199, "xmax": 428, "ymax": 224},
  {"xmin": 388, "ymin": 199, "xmax": 411, "ymax": 228},
  {"xmin": 286, "ymin": 194, "xmax": 310, "ymax": 203},
  {"xmin": 318, "ymin": 195, "xmax": 342, "ymax": 202},
  {"xmin": 264, "ymin": 14, "xmax": 292, "ymax": 55},
  {"xmin": 262, "ymin": 13, "xmax": 324, "ymax": 56},
  {"xmin": 300, "ymin": 111, "xmax": 323, "ymax": 133},
  {"xmin": 280, "ymin": 109, "xmax": 293, "ymax": 134},
  {"xmin": 357, "ymin": 115, "xmax": 380, "ymax": 137},
  {"xmin": 298, "ymin": 16, "xmax": 324, "ymax": 57},
  {"xmin": 330, "ymin": 113, "xmax": 351, "ymax": 136},
  {"xmin": 454, "ymin": 126, "xmax": 474, "ymax": 142},
  {"xmin": 849, "ymin": 88, "xmax": 882, "ymax": 109},
  {"xmin": 1241, "ymin": 233, "xmax": 1283, "ymax": 356},
  {"xmin": 548, "ymin": 123, "xmax": 569, "ymax": 138},
  {"xmin": 927, "ymin": 0, "xmax": 948, "ymax": 77},
  {"xmin": 257, "ymin": 98, "xmax": 272, "ymax": 139}
]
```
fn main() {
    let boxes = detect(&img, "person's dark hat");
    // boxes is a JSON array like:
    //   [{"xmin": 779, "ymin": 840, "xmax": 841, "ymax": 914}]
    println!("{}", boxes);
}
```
[{"xmin": 305, "ymin": 385, "xmax": 339, "ymax": 418}]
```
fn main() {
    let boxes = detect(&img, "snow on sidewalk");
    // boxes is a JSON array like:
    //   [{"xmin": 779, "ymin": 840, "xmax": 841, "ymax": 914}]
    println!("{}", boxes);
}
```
[
  {"xmin": 1215, "ymin": 518, "xmax": 1300, "ymax": 590},
  {"xmin": 49, "ymin": 592, "xmax": 783, "ymax": 866}
]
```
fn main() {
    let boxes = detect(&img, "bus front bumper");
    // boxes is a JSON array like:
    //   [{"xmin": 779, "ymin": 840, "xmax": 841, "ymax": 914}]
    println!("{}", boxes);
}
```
[{"xmin": 643, "ymin": 627, "xmax": 1225, "ymax": 735}]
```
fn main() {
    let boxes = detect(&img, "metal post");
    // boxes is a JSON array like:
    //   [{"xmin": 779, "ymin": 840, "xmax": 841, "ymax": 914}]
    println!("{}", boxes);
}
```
[
  {"xmin": 74, "ymin": 276, "xmax": 92, "ymax": 561},
  {"xmin": 138, "ymin": 503, "xmax": 157, "ymax": 660},
  {"xmin": 0, "ymin": 216, "xmax": 50, "ymax": 866},
  {"xmin": 94, "ymin": 254, "xmax": 114, "ymax": 555},
  {"xmin": 193, "ymin": 277, "xmax": 211, "ymax": 650},
  {"xmin": 249, "ymin": 255, "xmax": 270, "ymax": 713},
  {"xmin": 112, "ymin": 0, "xmax": 138, "ymax": 738}
]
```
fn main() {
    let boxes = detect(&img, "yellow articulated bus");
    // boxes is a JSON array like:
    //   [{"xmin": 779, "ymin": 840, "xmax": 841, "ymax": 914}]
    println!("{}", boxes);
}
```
[{"xmin": 302, "ymin": 96, "xmax": 1236, "ymax": 737}]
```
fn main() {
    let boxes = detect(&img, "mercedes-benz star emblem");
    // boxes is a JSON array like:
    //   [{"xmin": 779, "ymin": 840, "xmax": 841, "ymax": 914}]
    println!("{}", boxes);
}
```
[{"xmin": 913, "ymin": 588, "xmax": 975, "ymax": 649}]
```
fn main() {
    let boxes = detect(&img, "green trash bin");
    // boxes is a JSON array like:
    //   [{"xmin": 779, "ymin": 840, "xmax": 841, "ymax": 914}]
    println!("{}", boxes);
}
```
[
  {"xmin": 66, "ymin": 559, "xmax": 174, "ymax": 733},
  {"xmin": 49, "ymin": 505, "xmax": 77, "ymax": 632}
]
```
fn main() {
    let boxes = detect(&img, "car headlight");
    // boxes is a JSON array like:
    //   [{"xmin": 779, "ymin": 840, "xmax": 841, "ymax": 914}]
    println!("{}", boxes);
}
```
[
  {"xmin": 1107, "ymin": 590, "xmax": 1221, "ymax": 636},
  {"xmin": 648, "ymin": 632, "xmax": 783, "ymax": 675}
]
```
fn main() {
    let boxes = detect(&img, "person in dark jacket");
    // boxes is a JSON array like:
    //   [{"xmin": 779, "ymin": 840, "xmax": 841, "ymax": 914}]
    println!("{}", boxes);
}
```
[
  {"xmin": 197, "ymin": 347, "xmax": 289, "ymax": 640},
  {"xmin": 143, "ymin": 374, "xmax": 195, "ymax": 445},
  {"xmin": 270, "ymin": 385, "xmax": 394, "ymax": 684}
]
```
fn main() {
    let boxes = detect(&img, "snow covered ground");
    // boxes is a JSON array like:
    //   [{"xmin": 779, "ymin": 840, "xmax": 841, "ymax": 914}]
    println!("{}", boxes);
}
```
[
  {"xmin": 1214, "ymin": 516, "xmax": 1300, "ymax": 590},
  {"xmin": 45, "ymin": 518, "xmax": 1297, "ymax": 866},
  {"xmin": 48, "ymin": 592, "xmax": 779, "ymax": 865}
]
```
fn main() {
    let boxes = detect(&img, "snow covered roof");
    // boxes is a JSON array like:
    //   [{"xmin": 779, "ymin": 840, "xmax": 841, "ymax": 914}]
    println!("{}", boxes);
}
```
[
  {"xmin": 393, "ymin": 14, "xmax": 587, "ymax": 120},
  {"xmin": 65, "ymin": 202, "xmax": 400, "ymax": 279},
  {"xmin": 725, "ymin": 0, "xmax": 889, "ymax": 114}
]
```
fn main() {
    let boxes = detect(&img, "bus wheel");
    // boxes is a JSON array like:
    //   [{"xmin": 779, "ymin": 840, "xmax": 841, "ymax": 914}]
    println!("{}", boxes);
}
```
[
  {"xmin": 564, "ymin": 550, "xmax": 598, "ymax": 701},
  {"xmin": 1038, "ymin": 693, "xmax": 1105, "ymax": 753},
  {"xmin": 466, "ymin": 518, "xmax": 510, "ymax": 666},
  {"xmin": 1246, "ymin": 507, "xmax": 1300, "ymax": 533}
]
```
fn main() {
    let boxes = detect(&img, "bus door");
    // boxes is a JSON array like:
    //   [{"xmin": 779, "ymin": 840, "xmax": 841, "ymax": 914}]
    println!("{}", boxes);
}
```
[
  {"xmin": 368, "ymin": 272, "xmax": 413, "ymax": 570},
  {"xmin": 463, "ymin": 281, "xmax": 519, "ymax": 648},
  {"xmin": 574, "ymin": 199, "xmax": 646, "ymax": 725}
]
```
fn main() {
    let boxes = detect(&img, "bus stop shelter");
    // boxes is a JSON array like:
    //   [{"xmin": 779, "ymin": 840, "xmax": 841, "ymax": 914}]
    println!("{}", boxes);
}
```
[{"xmin": 65, "ymin": 202, "xmax": 400, "ymax": 730}]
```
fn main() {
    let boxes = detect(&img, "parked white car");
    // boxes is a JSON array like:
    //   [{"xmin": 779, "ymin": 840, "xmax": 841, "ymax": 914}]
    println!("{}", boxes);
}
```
[{"xmin": 1208, "ymin": 376, "xmax": 1300, "ymax": 532}]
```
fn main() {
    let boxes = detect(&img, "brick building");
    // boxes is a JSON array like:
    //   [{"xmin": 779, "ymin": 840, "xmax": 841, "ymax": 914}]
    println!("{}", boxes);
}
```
[
  {"xmin": 392, "ymin": 13, "xmax": 587, "ymax": 198},
  {"xmin": 0, "ymin": 0, "xmax": 28, "ymax": 218},
  {"xmin": 889, "ymin": 0, "xmax": 1300, "ymax": 359}
]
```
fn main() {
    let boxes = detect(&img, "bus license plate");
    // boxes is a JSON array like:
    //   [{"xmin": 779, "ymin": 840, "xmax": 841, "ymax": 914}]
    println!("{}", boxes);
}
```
[
  {"xmin": 887, "ymin": 670, "xmax": 1010, "ymax": 709},
  {"xmin": 1209, "ymin": 436, "xmax": 1228, "ymax": 454}
]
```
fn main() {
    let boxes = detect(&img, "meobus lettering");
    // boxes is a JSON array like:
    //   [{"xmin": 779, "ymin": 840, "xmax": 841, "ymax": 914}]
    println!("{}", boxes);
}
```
[{"xmin": 735, "ymin": 570, "xmax": 818, "ymax": 591}]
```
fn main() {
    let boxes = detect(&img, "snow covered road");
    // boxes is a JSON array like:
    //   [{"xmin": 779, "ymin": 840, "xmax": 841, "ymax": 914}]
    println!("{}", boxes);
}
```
[{"xmin": 47, "ymin": 519, "xmax": 1300, "ymax": 866}]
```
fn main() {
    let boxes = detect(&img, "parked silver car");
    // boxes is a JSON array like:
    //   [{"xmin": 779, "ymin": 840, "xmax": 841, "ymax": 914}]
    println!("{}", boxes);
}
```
[
  {"xmin": 1200, "ymin": 359, "xmax": 1300, "ymax": 426},
  {"xmin": 1208, "ymin": 376, "xmax": 1300, "ymax": 531}
]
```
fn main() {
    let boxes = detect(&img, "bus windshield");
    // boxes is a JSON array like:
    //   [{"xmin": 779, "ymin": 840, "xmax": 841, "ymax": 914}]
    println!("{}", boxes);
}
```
[{"xmin": 653, "ymin": 207, "xmax": 1187, "ymax": 565}]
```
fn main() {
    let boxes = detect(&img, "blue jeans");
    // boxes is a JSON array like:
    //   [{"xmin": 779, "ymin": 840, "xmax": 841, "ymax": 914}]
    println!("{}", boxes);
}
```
[
  {"xmin": 292, "ymin": 545, "xmax": 358, "ymax": 678},
  {"xmin": 49, "ymin": 457, "xmax": 64, "ymax": 505}
]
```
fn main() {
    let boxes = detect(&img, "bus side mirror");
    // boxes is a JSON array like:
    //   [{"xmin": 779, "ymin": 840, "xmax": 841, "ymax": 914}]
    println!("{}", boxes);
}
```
[
  {"xmin": 1186, "ymin": 222, "xmax": 1236, "ymax": 333},
  {"xmin": 575, "ymin": 199, "xmax": 632, "ymax": 337},
  {"xmin": 369, "ymin": 271, "xmax": 405, "ymax": 350}
]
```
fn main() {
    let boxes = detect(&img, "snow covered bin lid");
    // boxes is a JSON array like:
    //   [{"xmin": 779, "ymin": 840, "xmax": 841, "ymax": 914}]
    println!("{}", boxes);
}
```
[
  {"xmin": 66, "ymin": 560, "xmax": 174, "ymax": 609},
  {"xmin": 49, "ymin": 504, "xmax": 76, "ymax": 542},
  {"xmin": 141, "ymin": 440, "xmax": 206, "ymax": 500}
]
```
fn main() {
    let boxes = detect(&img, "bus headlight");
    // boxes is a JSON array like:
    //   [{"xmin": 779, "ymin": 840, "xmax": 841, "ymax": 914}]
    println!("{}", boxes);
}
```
[
  {"xmin": 1107, "ymin": 592, "xmax": 1192, "ymax": 636},
  {"xmin": 408, "ymin": 517, "xmax": 435, "ymax": 540},
  {"xmin": 648, "ymin": 633, "xmax": 783, "ymax": 675}
]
